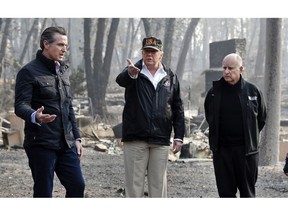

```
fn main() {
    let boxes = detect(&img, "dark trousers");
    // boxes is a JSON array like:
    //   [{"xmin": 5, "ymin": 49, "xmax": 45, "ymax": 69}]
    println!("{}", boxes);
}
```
[
  {"xmin": 25, "ymin": 145, "xmax": 85, "ymax": 197},
  {"xmin": 213, "ymin": 145, "xmax": 258, "ymax": 198}
]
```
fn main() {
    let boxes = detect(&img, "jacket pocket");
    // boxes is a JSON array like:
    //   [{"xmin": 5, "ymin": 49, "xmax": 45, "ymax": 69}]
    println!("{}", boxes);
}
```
[
  {"xmin": 62, "ymin": 79, "xmax": 71, "ymax": 98},
  {"xmin": 37, "ymin": 77, "xmax": 57, "ymax": 99}
]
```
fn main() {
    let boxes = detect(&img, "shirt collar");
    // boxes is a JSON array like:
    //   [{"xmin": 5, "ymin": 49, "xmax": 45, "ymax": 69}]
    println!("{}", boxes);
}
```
[{"xmin": 141, "ymin": 61, "xmax": 165, "ymax": 75}]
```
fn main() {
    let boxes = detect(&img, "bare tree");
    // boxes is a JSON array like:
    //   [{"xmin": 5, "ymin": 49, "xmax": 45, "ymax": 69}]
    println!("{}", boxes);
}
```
[
  {"xmin": 260, "ymin": 18, "xmax": 282, "ymax": 166},
  {"xmin": 253, "ymin": 18, "xmax": 266, "ymax": 90},
  {"xmin": 0, "ymin": 18, "xmax": 12, "ymax": 77},
  {"xmin": 19, "ymin": 18, "xmax": 39, "ymax": 65},
  {"xmin": 175, "ymin": 18, "xmax": 200, "ymax": 81},
  {"xmin": 162, "ymin": 18, "xmax": 175, "ymax": 67},
  {"xmin": 40, "ymin": 18, "xmax": 48, "ymax": 34},
  {"xmin": 96, "ymin": 18, "xmax": 120, "ymax": 117},
  {"xmin": 83, "ymin": 18, "xmax": 95, "ymax": 116},
  {"xmin": 141, "ymin": 18, "xmax": 151, "ymax": 36},
  {"xmin": 83, "ymin": 18, "xmax": 120, "ymax": 118},
  {"xmin": 120, "ymin": 19, "xmax": 132, "ymax": 65},
  {"xmin": 127, "ymin": 19, "xmax": 141, "ymax": 60},
  {"xmin": 202, "ymin": 19, "xmax": 210, "ymax": 70}
]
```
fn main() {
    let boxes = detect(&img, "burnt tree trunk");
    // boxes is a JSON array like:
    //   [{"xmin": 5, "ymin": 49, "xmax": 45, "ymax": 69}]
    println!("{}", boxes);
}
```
[
  {"xmin": 260, "ymin": 18, "xmax": 282, "ymax": 166},
  {"xmin": 162, "ymin": 18, "xmax": 175, "ymax": 67},
  {"xmin": 0, "ymin": 18, "xmax": 12, "ymax": 77},
  {"xmin": 83, "ymin": 18, "xmax": 96, "ymax": 116},
  {"xmin": 175, "ymin": 18, "xmax": 200, "ymax": 81}
]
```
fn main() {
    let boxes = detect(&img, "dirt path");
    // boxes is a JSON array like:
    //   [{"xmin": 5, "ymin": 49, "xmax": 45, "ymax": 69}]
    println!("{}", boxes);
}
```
[{"xmin": 1, "ymin": 146, "xmax": 288, "ymax": 198}]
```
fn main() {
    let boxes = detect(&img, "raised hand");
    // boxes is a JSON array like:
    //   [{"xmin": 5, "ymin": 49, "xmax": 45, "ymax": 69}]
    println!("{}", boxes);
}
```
[{"xmin": 127, "ymin": 58, "xmax": 140, "ymax": 76}]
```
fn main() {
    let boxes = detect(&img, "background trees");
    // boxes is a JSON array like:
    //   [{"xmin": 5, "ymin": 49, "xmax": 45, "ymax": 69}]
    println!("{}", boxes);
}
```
[
  {"xmin": 260, "ymin": 18, "xmax": 283, "ymax": 166},
  {"xmin": 1, "ymin": 18, "xmax": 287, "ymax": 114},
  {"xmin": 0, "ymin": 18, "xmax": 287, "ymax": 165}
]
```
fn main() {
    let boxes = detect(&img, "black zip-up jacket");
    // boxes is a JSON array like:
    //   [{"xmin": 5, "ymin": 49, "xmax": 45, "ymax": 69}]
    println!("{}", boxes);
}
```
[
  {"xmin": 204, "ymin": 76, "xmax": 266, "ymax": 155},
  {"xmin": 14, "ymin": 50, "xmax": 80, "ymax": 149},
  {"xmin": 116, "ymin": 59, "xmax": 185, "ymax": 145}
]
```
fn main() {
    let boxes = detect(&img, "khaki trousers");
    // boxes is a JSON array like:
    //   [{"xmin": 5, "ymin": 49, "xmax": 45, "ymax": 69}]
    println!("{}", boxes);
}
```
[{"xmin": 123, "ymin": 141, "xmax": 169, "ymax": 197}]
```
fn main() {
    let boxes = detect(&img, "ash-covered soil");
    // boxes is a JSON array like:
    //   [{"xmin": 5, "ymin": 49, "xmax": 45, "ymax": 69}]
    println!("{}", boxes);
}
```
[{"xmin": 1, "ymin": 145, "xmax": 288, "ymax": 198}]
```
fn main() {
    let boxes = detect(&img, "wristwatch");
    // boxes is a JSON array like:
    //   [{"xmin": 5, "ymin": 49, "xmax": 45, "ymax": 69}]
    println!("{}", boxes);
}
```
[{"xmin": 76, "ymin": 138, "xmax": 82, "ymax": 143}]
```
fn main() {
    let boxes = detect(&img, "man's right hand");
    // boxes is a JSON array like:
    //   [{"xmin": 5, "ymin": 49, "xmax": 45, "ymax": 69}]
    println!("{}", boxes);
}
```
[
  {"xmin": 36, "ymin": 106, "xmax": 57, "ymax": 124},
  {"xmin": 127, "ymin": 58, "xmax": 140, "ymax": 76}
]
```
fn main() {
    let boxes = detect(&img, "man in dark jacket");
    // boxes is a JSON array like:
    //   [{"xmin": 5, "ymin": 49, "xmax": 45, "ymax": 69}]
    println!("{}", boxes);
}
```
[
  {"xmin": 14, "ymin": 26, "xmax": 85, "ymax": 197},
  {"xmin": 204, "ymin": 53, "xmax": 266, "ymax": 197},
  {"xmin": 116, "ymin": 36, "xmax": 185, "ymax": 197}
]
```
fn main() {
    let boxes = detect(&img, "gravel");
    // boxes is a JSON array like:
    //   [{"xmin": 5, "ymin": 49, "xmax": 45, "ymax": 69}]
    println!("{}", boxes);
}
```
[{"xmin": 1, "ymin": 145, "xmax": 288, "ymax": 198}]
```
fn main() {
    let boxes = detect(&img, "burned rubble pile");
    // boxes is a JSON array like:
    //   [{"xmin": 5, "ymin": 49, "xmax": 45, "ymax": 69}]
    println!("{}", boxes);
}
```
[{"xmin": 0, "ymin": 106, "xmax": 212, "ymax": 163}]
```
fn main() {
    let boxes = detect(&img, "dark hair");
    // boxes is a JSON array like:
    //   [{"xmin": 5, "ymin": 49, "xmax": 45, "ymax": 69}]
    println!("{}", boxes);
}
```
[{"xmin": 40, "ymin": 26, "xmax": 67, "ymax": 50}]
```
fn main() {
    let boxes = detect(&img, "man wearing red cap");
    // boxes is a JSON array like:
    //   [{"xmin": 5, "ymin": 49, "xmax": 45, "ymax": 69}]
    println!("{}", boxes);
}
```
[{"xmin": 116, "ymin": 36, "xmax": 185, "ymax": 197}]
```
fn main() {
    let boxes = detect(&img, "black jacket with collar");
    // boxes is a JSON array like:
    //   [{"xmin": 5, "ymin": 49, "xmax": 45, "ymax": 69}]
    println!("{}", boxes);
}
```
[
  {"xmin": 204, "ymin": 76, "xmax": 267, "ymax": 155},
  {"xmin": 14, "ymin": 50, "xmax": 80, "ymax": 149},
  {"xmin": 116, "ymin": 59, "xmax": 185, "ymax": 145}
]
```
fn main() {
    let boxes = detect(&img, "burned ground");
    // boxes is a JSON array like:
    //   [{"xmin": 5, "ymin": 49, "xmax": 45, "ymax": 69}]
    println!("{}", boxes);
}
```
[{"xmin": 1, "ymin": 145, "xmax": 288, "ymax": 198}]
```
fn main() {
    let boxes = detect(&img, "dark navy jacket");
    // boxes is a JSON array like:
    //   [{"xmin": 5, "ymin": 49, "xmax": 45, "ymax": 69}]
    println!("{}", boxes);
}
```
[
  {"xmin": 116, "ymin": 59, "xmax": 185, "ymax": 146},
  {"xmin": 204, "ymin": 76, "xmax": 267, "ymax": 155},
  {"xmin": 14, "ymin": 50, "xmax": 80, "ymax": 149}
]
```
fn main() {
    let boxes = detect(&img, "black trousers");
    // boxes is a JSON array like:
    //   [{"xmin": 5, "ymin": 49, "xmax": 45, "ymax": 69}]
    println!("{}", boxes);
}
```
[
  {"xmin": 213, "ymin": 145, "xmax": 258, "ymax": 198},
  {"xmin": 25, "ymin": 145, "xmax": 85, "ymax": 197}
]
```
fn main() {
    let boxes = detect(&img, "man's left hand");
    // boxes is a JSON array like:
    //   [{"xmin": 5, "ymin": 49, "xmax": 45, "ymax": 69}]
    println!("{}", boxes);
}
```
[
  {"xmin": 172, "ymin": 140, "xmax": 183, "ymax": 154},
  {"xmin": 75, "ymin": 140, "xmax": 83, "ymax": 160}
]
